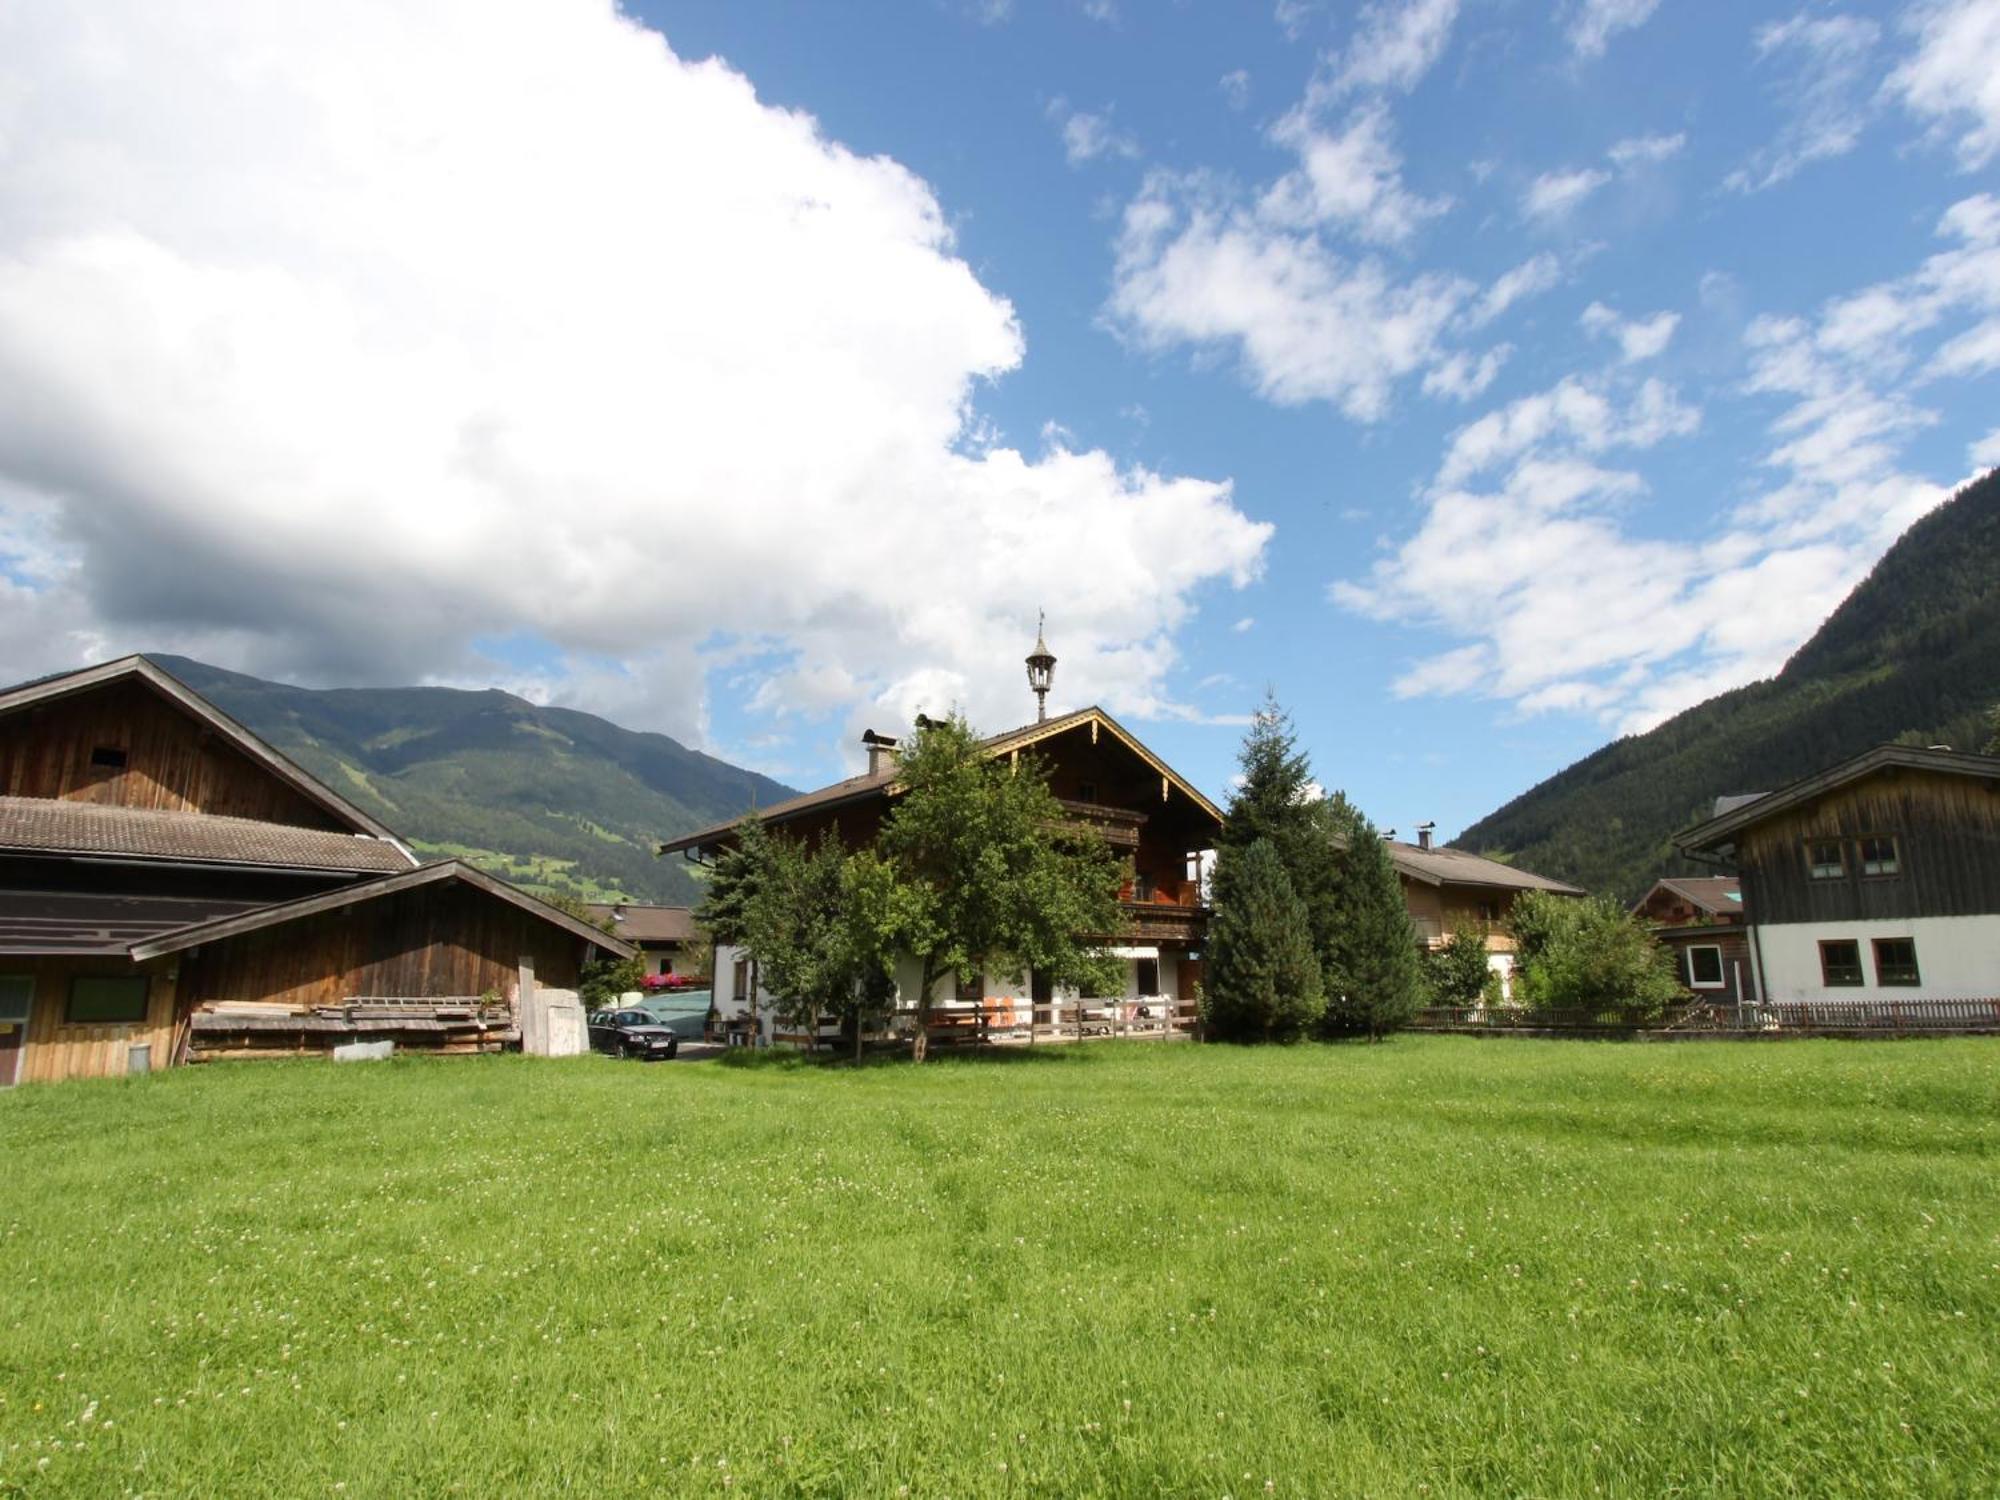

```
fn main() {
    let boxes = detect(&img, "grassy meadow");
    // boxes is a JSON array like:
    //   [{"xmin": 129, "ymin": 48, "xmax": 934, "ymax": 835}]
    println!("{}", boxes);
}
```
[{"xmin": 0, "ymin": 1036, "xmax": 1995, "ymax": 1497}]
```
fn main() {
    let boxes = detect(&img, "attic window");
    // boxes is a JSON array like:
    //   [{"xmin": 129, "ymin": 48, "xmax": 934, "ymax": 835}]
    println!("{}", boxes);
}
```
[
  {"xmin": 1858, "ymin": 836, "xmax": 1900, "ymax": 878},
  {"xmin": 1806, "ymin": 840, "xmax": 1845, "ymax": 880},
  {"xmin": 89, "ymin": 745, "xmax": 128, "ymax": 770}
]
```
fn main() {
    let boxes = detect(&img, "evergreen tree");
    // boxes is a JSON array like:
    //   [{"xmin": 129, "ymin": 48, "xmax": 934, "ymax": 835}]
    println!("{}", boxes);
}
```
[
  {"xmin": 1202, "ymin": 839, "xmax": 1323, "ymax": 1042},
  {"xmin": 1318, "ymin": 798, "xmax": 1424, "ymax": 1039}
]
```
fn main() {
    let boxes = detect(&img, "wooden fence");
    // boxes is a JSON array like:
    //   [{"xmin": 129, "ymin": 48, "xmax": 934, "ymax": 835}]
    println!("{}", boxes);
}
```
[{"xmin": 768, "ymin": 997, "xmax": 1202, "ymax": 1052}]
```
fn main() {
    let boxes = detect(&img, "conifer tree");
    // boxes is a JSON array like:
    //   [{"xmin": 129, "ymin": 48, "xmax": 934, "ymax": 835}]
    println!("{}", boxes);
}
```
[
  {"xmin": 1318, "ymin": 797, "xmax": 1424, "ymax": 1039},
  {"xmin": 1202, "ymin": 838, "xmax": 1323, "ymax": 1042}
]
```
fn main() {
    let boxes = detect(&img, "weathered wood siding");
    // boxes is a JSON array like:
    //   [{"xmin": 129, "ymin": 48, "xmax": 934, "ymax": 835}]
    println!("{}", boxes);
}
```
[
  {"xmin": 1739, "ymin": 768, "xmax": 2000, "ymax": 925},
  {"xmin": 0, "ymin": 678, "xmax": 345, "ymax": 829},
  {"xmin": 180, "ymin": 879, "xmax": 587, "ymax": 1012},
  {"xmin": 8, "ymin": 956, "xmax": 180, "ymax": 1083}
]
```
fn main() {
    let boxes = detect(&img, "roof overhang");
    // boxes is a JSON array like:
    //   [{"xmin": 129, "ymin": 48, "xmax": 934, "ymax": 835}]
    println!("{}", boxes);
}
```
[
  {"xmin": 658, "ymin": 705, "xmax": 1224, "ymax": 857},
  {"xmin": 128, "ymin": 860, "xmax": 636, "ymax": 961},
  {"xmin": 1676, "ymin": 744, "xmax": 2000, "ymax": 856}
]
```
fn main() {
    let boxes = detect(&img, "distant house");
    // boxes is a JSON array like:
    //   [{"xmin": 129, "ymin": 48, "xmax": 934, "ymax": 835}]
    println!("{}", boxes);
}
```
[
  {"xmin": 585, "ymin": 903, "xmax": 703, "ymax": 980},
  {"xmin": 1630, "ymin": 875, "xmax": 1758, "ymax": 1006},
  {"xmin": 1676, "ymin": 745, "xmax": 2000, "ymax": 1006},
  {"xmin": 1384, "ymin": 831, "xmax": 1583, "ymax": 1000},
  {"xmin": 0, "ymin": 657, "xmax": 632, "ymax": 1084},
  {"xmin": 658, "ymin": 635, "xmax": 1221, "ymax": 1046}
]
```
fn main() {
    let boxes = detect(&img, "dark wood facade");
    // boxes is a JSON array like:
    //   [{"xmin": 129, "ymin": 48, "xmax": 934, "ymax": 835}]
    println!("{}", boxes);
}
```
[
  {"xmin": 0, "ymin": 677, "xmax": 347, "ymax": 829},
  {"xmin": 180, "ymin": 877, "xmax": 590, "ymax": 1014},
  {"xmin": 1734, "ymin": 768, "xmax": 2000, "ymax": 926}
]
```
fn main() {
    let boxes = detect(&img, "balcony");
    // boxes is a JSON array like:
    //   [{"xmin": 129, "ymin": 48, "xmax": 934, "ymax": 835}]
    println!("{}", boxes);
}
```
[{"xmin": 1118, "ymin": 898, "xmax": 1210, "ymax": 946}]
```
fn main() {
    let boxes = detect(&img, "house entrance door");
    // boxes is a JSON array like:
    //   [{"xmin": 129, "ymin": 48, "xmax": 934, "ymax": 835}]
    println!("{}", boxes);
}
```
[
  {"xmin": 1031, "ymin": 969, "xmax": 1053, "ymax": 1028},
  {"xmin": 0, "ymin": 976, "xmax": 31, "ymax": 1088}
]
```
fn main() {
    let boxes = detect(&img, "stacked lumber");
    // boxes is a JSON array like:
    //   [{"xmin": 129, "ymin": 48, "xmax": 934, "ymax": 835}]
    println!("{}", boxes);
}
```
[{"xmin": 190, "ymin": 996, "xmax": 519, "ymax": 1061}]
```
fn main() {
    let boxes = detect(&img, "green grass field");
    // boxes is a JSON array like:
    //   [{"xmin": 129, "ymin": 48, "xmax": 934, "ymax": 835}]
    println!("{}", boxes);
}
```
[{"xmin": 1, "ymin": 1038, "xmax": 1995, "ymax": 1497}]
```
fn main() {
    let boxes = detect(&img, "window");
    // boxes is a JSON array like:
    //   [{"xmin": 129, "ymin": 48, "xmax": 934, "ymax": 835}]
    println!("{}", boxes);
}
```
[
  {"xmin": 958, "ymin": 971, "xmax": 986, "ymax": 1003},
  {"xmin": 1817, "ymin": 940, "xmax": 1864, "ymax": 987},
  {"xmin": 730, "ymin": 956, "xmax": 751, "ymax": 1003},
  {"xmin": 1077, "ymin": 781, "xmax": 1099, "ymax": 804},
  {"xmin": 1135, "ymin": 957, "xmax": 1160, "ymax": 996},
  {"xmin": 1872, "ymin": 938, "xmax": 1920, "ymax": 986},
  {"xmin": 1686, "ymin": 945, "xmax": 1725, "ymax": 989},
  {"xmin": 1807, "ymin": 840, "xmax": 1845, "ymax": 880},
  {"xmin": 1858, "ymin": 836, "xmax": 1900, "ymax": 878},
  {"xmin": 66, "ymin": 975, "xmax": 149, "ymax": 1024},
  {"xmin": 1132, "ymin": 873, "xmax": 1155, "ymax": 902},
  {"xmin": 0, "ymin": 976, "xmax": 31, "ymax": 1025},
  {"xmin": 88, "ymin": 745, "xmax": 128, "ymax": 769}
]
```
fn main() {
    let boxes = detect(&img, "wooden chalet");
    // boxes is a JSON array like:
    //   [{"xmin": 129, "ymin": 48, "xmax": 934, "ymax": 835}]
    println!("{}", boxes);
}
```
[
  {"xmin": 1630, "ymin": 875, "xmax": 1757, "ymax": 1006},
  {"xmin": 1385, "ymin": 829, "xmax": 1582, "ymax": 994},
  {"xmin": 1676, "ymin": 744, "xmax": 2000, "ymax": 1009},
  {"xmin": 584, "ymin": 903, "xmax": 703, "ymax": 981},
  {"xmin": 0, "ymin": 657, "xmax": 632, "ymax": 1084},
  {"xmin": 659, "ymin": 634, "xmax": 1222, "ymax": 1045}
]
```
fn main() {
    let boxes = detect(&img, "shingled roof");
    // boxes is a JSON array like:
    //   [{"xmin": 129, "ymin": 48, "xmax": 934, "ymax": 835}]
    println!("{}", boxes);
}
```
[
  {"xmin": 657, "ymin": 705, "xmax": 1223, "ymax": 856},
  {"xmin": 0, "ymin": 796, "xmax": 414, "ymax": 874},
  {"xmin": 585, "ymin": 903, "xmax": 697, "ymax": 944},
  {"xmin": 1385, "ymin": 840, "xmax": 1584, "ymax": 895}
]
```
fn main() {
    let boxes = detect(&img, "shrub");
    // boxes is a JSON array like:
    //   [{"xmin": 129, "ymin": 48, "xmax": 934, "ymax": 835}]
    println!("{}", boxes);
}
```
[
  {"xmin": 1421, "ymin": 922, "xmax": 1493, "ymax": 1009},
  {"xmin": 1510, "ymin": 890, "xmax": 1683, "ymax": 1020}
]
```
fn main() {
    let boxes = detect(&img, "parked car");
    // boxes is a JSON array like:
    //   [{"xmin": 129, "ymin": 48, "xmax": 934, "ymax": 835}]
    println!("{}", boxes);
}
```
[{"xmin": 587, "ymin": 1008, "xmax": 680, "ymax": 1060}]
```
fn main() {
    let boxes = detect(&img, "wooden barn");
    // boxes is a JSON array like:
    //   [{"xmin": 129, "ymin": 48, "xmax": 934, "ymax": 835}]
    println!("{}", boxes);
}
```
[
  {"xmin": 1676, "ymin": 745, "xmax": 2000, "ymax": 1009},
  {"xmin": 1630, "ymin": 875, "xmax": 1758, "ymax": 1007},
  {"xmin": 0, "ymin": 657, "xmax": 632, "ymax": 1084}
]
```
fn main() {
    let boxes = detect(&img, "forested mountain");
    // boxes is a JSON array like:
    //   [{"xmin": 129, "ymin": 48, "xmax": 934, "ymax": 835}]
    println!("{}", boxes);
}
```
[
  {"xmin": 1455, "ymin": 467, "xmax": 2000, "ymax": 900},
  {"xmin": 152, "ymin": 657, "xmax": 795, "ymax": 903}
]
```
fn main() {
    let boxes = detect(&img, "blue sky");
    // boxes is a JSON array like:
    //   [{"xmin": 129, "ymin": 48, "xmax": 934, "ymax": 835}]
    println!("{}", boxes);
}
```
[
  {"xmin": 642, "ymin": 0, "xmax": 2000, "ymax": 832},
  {"xmin": 1, "ymin": 0, "xmax": 1997, "ymax": 844}
]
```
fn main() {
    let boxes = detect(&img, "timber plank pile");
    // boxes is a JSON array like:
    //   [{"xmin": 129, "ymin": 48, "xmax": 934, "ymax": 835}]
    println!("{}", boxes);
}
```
[{"xmin": 190, "ymin": 996, "xmax": 518, "ymax": 1060}]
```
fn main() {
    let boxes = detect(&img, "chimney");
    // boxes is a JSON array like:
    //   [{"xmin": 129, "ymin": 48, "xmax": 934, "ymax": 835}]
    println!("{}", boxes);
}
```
[
  {"xmin": 1416, "ymin": 821, "xmax": 1435, "ymax": 852},
  {"xmin": 862, "ymin": 729, "xmax": 899, "ymax": 777}
]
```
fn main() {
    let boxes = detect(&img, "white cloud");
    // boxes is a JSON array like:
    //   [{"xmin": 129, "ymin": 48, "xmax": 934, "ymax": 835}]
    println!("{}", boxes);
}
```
[
  {"xmin": 1564, "ymin": 0, "xmax": 1661, "ymax": 60},
  {"xmin": 1049, "ymin": 99, "xmax": 1140, "ymax": 166},
  {"xmin": 1971, "ymin": 426, "xmax": 2000, "ymax": 469},
  {"xmin": 1262, "ymin": 104, "xmax": 1452, "ymax": 245},
  {"xmin": 1322, "ymin": 0, "xmax": 1461, "ymax": 97},
  {"xmin": 1580, "ymin": 302, "xmax": 1680, "ymax": 362},
  {"xmin": 1469, "ymin": 252, "xmax": 1564, "ymax": 326},
  {"xmin": 1219, "ymin": 70, "xmax": 1252, "ymax": 110},
  {"xmin": 1724, "ymin": 14, "xmax": 1881, "ymax": 193},
  {"xmin": 1274, "ymin": 0, "xmax": 1324, "ymax": 43},
  {"xmin": 1233, "ymin": 616, "xmax": 1256, "ymax": 632},
  {"xmin": 1606, "ymin": 131, "xmax": 1687, "ymax": 169},
  {"xmin": 0, "ymin": 0, "xmax": 1270, "ymax": 754},
  {"xmin": 1521, "ymin": 166, "xmax": 1611, "ymax": 224},
  {"xmin": 1109, "ymin": 173, "xmax": 1471, "ymax": 419},
  {"xmin": 1888, "ymin": 0, "xmax": 2000, "ymax": 169},
  {"xmin": 1332, "ymin": 199, "xmax": 2000, "ymax": 734},
  {"xmin": 1422, "ymin": 345, "xmax": 1511, "ymax": 401}
]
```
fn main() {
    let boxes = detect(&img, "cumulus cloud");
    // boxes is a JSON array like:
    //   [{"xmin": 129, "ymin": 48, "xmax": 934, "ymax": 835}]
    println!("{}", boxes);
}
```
[
  {"xmin": 1049, "ymin": 99, "xmax": 1141, "ymax": 166},
  {"xmin": 1109, "ymin": 170, "xmax": 1471, "ymax": 419},
  {"xmin": 1887, "ymin": 0, "xmax": 2000, "ymax": 169},
  {"xmin": 1321, "ymin": 0, "xmax": 1461, "ymax": 97},
  {"xmin": 1724, "ymin": 13, "xmax": 1881, "ymax": 193},
  {"xmin": 1422, "ymin": 346, "xmax": 1512, "ymax": 401},
  {"xmin": 1580, "ymin": 302, "xmax": 1681, "ymax": 362},
  {"xmin": 1262, "ymin": 104, "xmax": 1453, "ymax": 246},
  {"xmin": 1330, "ymin": 199, "xmax": 2000, "ymax": 733},
  {"xmin": 1564, "ymin": 0, "xmax": 1661, "ymax": 60},
  {"xmin": 1219, "ymin": 70, "xmax": 1252, "ymax": 110},
  {"xmin": 0, "ymin": 0, "xmax": 1269, "ymax": 760},
  {"xmin": 1521, "ymin": 167, "xmax": 1612, "ymax": 224}
]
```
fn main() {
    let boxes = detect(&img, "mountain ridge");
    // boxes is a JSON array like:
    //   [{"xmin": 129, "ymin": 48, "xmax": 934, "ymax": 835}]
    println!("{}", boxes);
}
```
[
  {"xmin": 1453, "ymin": 467, "xmax": 2000, "ymax": 899},
  {"xmin": 149, "ymin": 655, "xmax": 796, "ymax": 904}
]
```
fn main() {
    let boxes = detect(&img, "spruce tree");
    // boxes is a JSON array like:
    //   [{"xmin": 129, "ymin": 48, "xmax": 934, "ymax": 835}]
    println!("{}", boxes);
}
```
[
  {"xmin": 1318, "ymin": 798, "xmax": 1424, "ymax": 1039},
  {"xmin": 1203, "ymin": 839, "xmax": 1323, "ymax": 1042}
]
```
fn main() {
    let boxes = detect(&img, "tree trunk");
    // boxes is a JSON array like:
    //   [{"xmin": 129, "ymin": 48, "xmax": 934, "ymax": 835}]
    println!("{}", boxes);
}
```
[
  {"xmin": 911, "ymin": 960, "xmax": 936, "ymax": 1063},
  {"xmin": 853, "ymin": 1012, "xmax": 864, "ymax": 1063}
]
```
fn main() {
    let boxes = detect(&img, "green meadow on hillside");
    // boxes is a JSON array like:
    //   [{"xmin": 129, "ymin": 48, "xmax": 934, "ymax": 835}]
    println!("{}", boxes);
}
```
[{"xmin": 0, "ymin": 1038, "xmax": 1994, "ymax": 1497}]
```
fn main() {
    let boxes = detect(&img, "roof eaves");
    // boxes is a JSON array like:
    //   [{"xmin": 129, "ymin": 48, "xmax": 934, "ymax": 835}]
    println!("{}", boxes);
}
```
[{"xmin": 1676, "ymin": 744, "xmax": 2000, "ymax": 853}]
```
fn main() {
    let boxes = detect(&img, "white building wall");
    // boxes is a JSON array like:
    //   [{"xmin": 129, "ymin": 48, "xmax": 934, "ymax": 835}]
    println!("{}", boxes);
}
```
[{"xmin": 1754, "ymin": 915, "xmax": 2000, "ymax": 1002}]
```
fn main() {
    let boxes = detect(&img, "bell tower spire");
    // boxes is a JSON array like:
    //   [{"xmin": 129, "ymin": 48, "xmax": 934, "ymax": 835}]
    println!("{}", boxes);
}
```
[{"xmin": 1025, "ymin": 612, "xmax": 1056, "ymax": 723}]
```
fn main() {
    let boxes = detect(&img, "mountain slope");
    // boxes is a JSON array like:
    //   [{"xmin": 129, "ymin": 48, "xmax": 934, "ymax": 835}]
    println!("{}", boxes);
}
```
[
  {"xmin": 151, "ymin": 656, "xmax": 796, "ymax": 903},
  {"xmin": 1455, "ymin": 468, "xmax": 2000, "ymax": 899}
]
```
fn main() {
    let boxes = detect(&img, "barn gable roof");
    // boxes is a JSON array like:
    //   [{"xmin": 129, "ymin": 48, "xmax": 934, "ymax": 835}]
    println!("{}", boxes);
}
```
[
  {"xmin": 127, "ymin": 859, "xmax": 636, "ymax": 961},
  {"xmin": 0, "ymin": 655, "xmax": 406, "ymax": 847},
  {"xmin": 1676, "ymin": 744, "xmax": 2000, "ymax": 856}
]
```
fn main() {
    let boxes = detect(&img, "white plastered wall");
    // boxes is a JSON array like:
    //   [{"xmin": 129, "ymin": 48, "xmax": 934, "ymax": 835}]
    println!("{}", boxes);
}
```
[{"xmin": 1754, "ymin": 916, "xmax": 2000, "ymax": 1002}]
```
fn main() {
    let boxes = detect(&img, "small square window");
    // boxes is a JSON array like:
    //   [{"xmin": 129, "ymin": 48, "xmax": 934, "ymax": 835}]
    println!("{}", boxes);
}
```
[
  {"xmin": 1872, "ymin": 938, "xmax": 1920, "ymax": 986},
  {"xmin": 958, "ymin": 971, "xmax": 986, "ymax": 1003},
  {"xmin": 1858, "ymin": 836, "xmax": 1900, "ymax": 877},
  {"xmin": 66, "ymin": 975, "xmax": 149, "ymax": 1024},
  {"xmin": 1806, "ymin": 840, "xmax": 1845, "ymax": 880},
  {"xmin": 1077, "ymin": 781, "xmax": 1099, "ymax": 804},
  {"xmin": 1818, "ymin": 940, "xmax": 1864, "ymax": 987},
  {"xmin": 1686, "ymin": 945, "xmax": 1725, "ymax": 988},
  {"xmin": 89, "ymin": 745, "xmax": 128, "ymax": 770}
]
